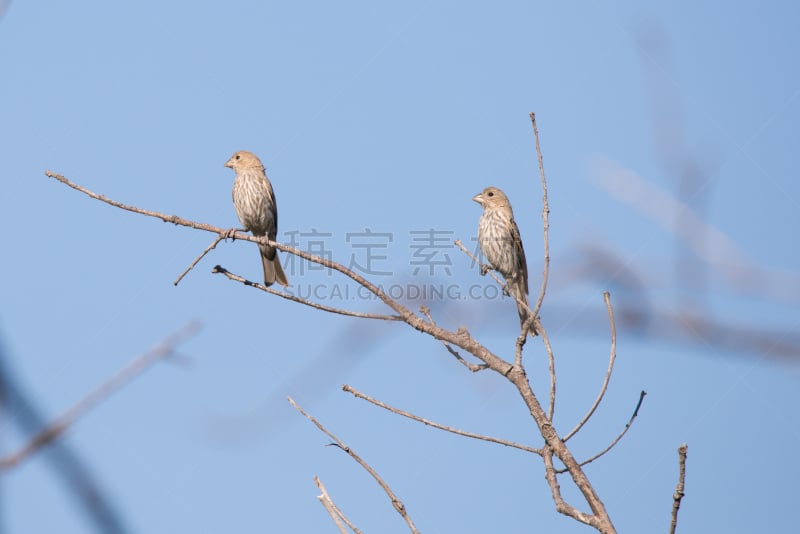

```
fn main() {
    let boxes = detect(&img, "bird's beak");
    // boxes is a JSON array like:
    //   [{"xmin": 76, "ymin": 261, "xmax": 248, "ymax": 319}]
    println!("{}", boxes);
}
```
[
  {"xmin": 472, "ymin": 193, "xmax": 483, "ymax": 205},
  {"xmin": 224, "ymin": 158, "xmax": 234, "ymax": 169}
]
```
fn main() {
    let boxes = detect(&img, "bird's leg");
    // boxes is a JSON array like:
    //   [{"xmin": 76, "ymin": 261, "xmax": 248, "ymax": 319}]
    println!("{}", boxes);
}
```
[
  {"xmin": 224, "ymin": 228, "xmax": 245, "ymax": 241},
  {"xmin": 479, "ymin": 263, "xmax": 490, "ymax": 276}
]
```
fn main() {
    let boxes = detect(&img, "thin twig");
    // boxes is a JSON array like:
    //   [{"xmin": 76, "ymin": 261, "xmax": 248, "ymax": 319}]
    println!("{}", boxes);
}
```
[
  {"xmin": 212, "ymin": 265, "xmax": 402, "ymax": 321},
  {"xmin": 514, "ymin": 311, "xmax": 538, "ymax": 368},
  {"xmin": 0, "ymin": 321, "xmax": 201, "ymax": 470},
  {"xmin": 46, "ymin": 170, "xmax": 222, "ymax": 232},
  {"xmin": 557, "ymin": 390, "xmax": 647, "ymax": 474},
  {"xmin": 535, "ymin": 317, "xmax": 557, "ymax": 421},
  {"xmin": 420, "ymin": 306, "xmax": 488, "ymax": 372},
  {"xmin": 174, "ymin": 234, "xmax": 227, "ymax": 286},
  {"xmin": 529, "ymin": 112, "xmax": 550, "ymax": 323},
  {"xmin": 563, "ymin": 291, "xmax": 617, "ymax": 442},
  {"xmin": 514, "ymin": 327, "xmax": 528, "ymax": 368},
  {"xmin": 315, "ymin": 476, "xmax": 361, "ymax": 534},
  {"xmin": 288, "ymin": 397, "xmax": 420, "ymax": 534},
  {"xmin": 444, "ymin": 343, "xmax": 489, "ymax": 372},
  {"xmin": 342, "ymin": 384, "xmax": 542, "ymax": 455},
  {"xmin": 669, "ymin": 444, "xmax": 688, "ymax": 534}
]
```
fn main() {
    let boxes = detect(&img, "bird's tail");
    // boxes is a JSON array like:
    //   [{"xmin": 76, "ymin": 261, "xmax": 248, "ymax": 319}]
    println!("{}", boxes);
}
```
[
  {"xmin": 510, "ymin": 280, "xmax": 536, "ymax": 336},
  {"xmin": 260, "ymin": 244, "xmax": 290, "ymax": 288}
]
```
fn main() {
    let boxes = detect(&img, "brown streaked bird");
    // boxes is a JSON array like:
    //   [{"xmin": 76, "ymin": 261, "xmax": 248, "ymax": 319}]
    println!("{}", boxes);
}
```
[
  {"xmin": 225, "ymin": 150, "xmax": 289, "ymax": 287},
  {"xmin": 473, "ymin": 186, "xmax": 532, "ymax": 333}
]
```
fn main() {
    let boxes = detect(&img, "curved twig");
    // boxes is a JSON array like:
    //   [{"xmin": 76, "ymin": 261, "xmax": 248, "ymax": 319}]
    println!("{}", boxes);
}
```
[
  {"xmin": 563, "ymin": 291, "xmax": 617, "ymax": 442},
  {"xmin": 289, "ymin": 397, "xmax": 420, "ymax": 534},
  {"xmin": 557, "ymin": 390, "xmax": 647, "ymax": 474},
  {"xmin": 529, "ymin": 112, "xmax": 550, "ymax": 324},
  {"xmin": 343, "ymin": 384, "xmax": 542, "ymax": 455},
  {"xmin": 534, "ymin": 317, "xmax": 557, "ymax": 421}
]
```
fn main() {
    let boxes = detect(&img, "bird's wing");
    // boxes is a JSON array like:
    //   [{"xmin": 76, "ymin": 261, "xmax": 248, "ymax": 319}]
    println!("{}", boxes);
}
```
[{"xmin": 510, "ymin": 217, "xmax": 529, "ymax": 296}]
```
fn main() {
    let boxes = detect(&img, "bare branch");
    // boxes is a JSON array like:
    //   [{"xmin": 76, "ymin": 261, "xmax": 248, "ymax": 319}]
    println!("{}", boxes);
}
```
[
  {"xmin": 174, "ymin": 234, "xmax": 227, "ymax": 286},
  {"xmin": 289, "ymin": 397, "xmax": 420, "ymax": 534},
  {"xmin": 558, "ymin": 390, "xmax": 647, "ymax": 474},
  {"xmin": 212, "ymin": 265, "xmax": 402, "ymax": 321},
  {"xmin": 563, "ymin": 292, "xmax": 618, "ymax": 442},
  {"xmin": 315, "ymin": 476, "xmax": 362, "ymax": 534},
  {"xmin": 0, "ymin": 321, "xmax": 201, "ymax": 470},
  {"xmin": 47, "ymin": 171, "xmax": 437, "ymax": 332},
  {"xmin": 342, "ymin": 384, "xmax": 542, "ymax": 455},
  {"xmin": 529, "ymin": 112, "xmax": 550, "ymax": 323},
  {"xmin": 47, "ymin": 113, "xmax": 620, "ymax": 531},
  {"xmin": 669, "ymin": 443, "xmax": 688, "ymax": 534}
]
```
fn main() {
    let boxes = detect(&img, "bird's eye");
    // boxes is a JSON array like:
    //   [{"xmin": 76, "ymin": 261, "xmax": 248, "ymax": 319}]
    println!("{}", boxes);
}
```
[
  {"xmin": 487, "ymin": 191, "xmax": 494, "ymax": 197},
  {"xmin": 235, "ymin": 155, "xmax": 241, "ymax": 160}
]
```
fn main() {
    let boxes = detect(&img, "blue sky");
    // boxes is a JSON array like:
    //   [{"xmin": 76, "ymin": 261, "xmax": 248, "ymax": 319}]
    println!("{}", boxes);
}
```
[{"xmin": 1, "ymin": 1, "xmax": 799, "ymax": 533}]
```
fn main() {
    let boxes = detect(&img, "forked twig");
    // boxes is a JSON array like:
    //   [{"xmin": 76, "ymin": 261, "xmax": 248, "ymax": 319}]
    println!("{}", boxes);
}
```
[
  {"xmin": 0, "ymin": 321, "xmax": 201, "ymax": 470},
  {"xmin": 669, "ymin": 444, "xmax": 688, "ymax": 534},
  {"xmin": 342, "ymin": 384, "xmax": 542, "ymax": 455},
  {"xmin": 563, "ymin": 292, "xmax": 617, "ymax": 442},
  {"xmin": 420, "ymin": 306, "xmax": 488, "ymax": 372},
  {"xmin": 288, "ymin": 397, "xmax": 420, "ymax": 534},
  {"xmin": 542, "ymin": 446, "xmax": 598, "ymax": 528}
]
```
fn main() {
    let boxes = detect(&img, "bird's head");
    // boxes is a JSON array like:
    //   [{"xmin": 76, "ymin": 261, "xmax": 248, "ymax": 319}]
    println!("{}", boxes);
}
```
[
  {"xmin": 225, "ymin": 150, "xmax": 264, "ymax": 172},
  {"xmin": 472, "ymin": 186, "xmax": 510, "ymax": 208}
]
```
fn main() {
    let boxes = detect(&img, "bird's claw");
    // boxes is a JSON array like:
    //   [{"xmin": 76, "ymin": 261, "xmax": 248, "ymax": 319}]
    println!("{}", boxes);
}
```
[{"xmin": 479, "ymin": 264, "xmax": 490, "ymax": 276}]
